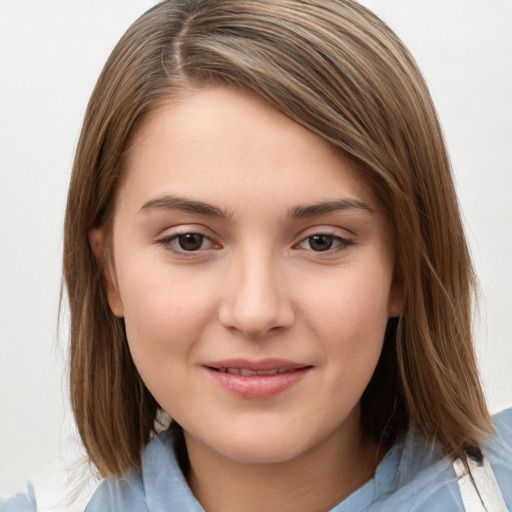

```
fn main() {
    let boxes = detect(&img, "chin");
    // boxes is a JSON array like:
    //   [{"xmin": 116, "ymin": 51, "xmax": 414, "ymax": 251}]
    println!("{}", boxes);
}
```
[
  {"xmin": 192, "ymin": 423, "xmax": 318, "ymax": 466},
  {"xmin": 217, "ymin": 440, "xmax": 306, "ymax": 465}
]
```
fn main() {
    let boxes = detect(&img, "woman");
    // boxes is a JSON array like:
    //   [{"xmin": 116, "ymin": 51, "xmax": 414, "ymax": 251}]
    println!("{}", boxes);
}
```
[{"xmin": 3, "ymin": 0, "xmax": 511, "ymax": 510}]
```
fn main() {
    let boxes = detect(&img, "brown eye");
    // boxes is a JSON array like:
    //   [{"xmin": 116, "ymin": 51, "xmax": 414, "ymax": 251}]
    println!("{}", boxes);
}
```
[
  {"xmin": 158, "ymin": 230, "xmax": 218, "ymax": 256},
  {"xmin": 177, "ymin": 233, "xmax": 205, "ymax": 251},
  {"xmin": 307, "ymin": 235, "xmax": 335, "ymax": 252},
  {"xmin": 297, "ymin": 233, "xmax": 354, "ymax": 254}
]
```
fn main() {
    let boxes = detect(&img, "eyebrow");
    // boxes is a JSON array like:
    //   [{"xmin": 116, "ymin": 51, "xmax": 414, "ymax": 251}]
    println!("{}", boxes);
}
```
[
  {"xmin": 289, "ymin": 199, "xmax": 374, "ymax": 219},
  {"xmin": 139, "ymin": 195, "xmax": 373, "ymax": 220},
  {"xmin": 140, "ymin": 195, "xmax": 232, "ymax": 218}
]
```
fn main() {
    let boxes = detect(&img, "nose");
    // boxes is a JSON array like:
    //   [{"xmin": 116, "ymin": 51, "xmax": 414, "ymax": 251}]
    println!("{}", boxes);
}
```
[{"xmin": 218, "ymin": 250, "xmax": 295, "ymax": 338}]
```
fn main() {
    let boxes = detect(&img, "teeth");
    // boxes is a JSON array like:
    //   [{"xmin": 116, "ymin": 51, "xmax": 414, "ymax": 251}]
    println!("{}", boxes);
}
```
[
  {"xmin": 219, "ymin": 367, "xmax": 293, "ymax": 375},
  {"xmin": 240, "ymin": 368, "xmax": 258, "ymax": 376},
  {"xmin": 257, "ymin": 369, "xmax": 279, "ymax": 375}
]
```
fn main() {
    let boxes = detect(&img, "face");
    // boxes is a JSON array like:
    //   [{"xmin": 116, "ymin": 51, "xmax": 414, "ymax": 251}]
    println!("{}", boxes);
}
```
[{"xmin": 94, "ymin": 86, "xmax": 402, "ymax": 466}]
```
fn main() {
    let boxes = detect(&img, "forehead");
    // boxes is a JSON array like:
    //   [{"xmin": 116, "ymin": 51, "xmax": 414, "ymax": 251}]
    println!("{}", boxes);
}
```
[{"xmin": 119, "ymin": 86, "xmax": 375, "ymax": 214}]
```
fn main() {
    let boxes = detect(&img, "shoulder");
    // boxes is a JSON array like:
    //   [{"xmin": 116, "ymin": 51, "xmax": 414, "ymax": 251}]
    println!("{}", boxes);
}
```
[
  {"xmin": 490, "ymin": 407, "xmax": 512, "ymax": 441},
  {"xmin": 372, "ymin": 409, "xmax": 512, "ymax": 511},
  {"xmin": 348, "ymin": 412, "xmax": 511, "ymax": 512},
  {"xmin": 85, "ymin": 430, "xmax": 203, "ymax": 511},
  {"xmin": 84, "ymin": 431, "xmax": 170, "ymax": 511},
  {"xmin": 334, "ymin": 434, "xmax": 464, "ymax": 511},
  {"xmin": 369, "ymin": 440, "xmax": 463, "ymax": 511},
  {"xmin": 0, "ymin": 484, "xmax": 37, "ymax": 512},
  {"xmin": 85, "ymin": 470, "xmax": 148, "ymax": 512},
  {"xmin": 485, "ymin": 408, "xmax": 512, "ymax": 506}
]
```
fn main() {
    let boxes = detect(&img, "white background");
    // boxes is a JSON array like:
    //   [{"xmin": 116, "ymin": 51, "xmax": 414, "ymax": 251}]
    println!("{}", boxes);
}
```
[{"xmin": 0, "ymin": 1, "xmax": 511, "ymax": 510}]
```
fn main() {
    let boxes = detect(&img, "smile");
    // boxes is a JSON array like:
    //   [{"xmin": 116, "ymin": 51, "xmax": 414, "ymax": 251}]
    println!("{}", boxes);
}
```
[
  {"xmin": 215, "ymin": 367, "xmax": 301, "ymax": 376},
  {"xmin": 204, "ymin": 360, "xmax": 312, "ymax": 398}
]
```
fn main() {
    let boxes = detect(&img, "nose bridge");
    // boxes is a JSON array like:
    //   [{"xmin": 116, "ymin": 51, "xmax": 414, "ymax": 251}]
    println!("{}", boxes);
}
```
[{"xmin": 219, "ymin": 244, "xmax": 293, "ymax": 337}]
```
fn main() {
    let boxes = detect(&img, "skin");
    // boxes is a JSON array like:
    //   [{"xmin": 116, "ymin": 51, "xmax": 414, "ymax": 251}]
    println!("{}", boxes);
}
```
[{"xmin": 90, "ymin": 86, "xmax": 402, "ymax": 511}]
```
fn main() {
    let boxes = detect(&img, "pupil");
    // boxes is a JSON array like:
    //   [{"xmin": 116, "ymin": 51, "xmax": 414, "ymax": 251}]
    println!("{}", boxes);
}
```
[
  {"xmin": 309, "ymin": 235, "xmax": 333, "ymax": 252},
  {"xmin": 178, "ymin": 233, "xmax": 203, "ymax": 251}
]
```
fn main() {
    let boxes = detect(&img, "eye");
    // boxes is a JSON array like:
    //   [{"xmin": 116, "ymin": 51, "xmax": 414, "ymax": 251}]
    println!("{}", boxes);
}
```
[
  {"xmin": 175, "ymin": 233, "xmax": 208, "ymax": 251},
  {"xmin": 159, "ymin": 231, "xmax": 217, "ymax": 254},
  {"xmin": 307, "ymin": 234, "xmax": 335, "ymax": 252},
  {"xmin": 297, "ymin": 233, "xmax": 353, "ymax": 252}
]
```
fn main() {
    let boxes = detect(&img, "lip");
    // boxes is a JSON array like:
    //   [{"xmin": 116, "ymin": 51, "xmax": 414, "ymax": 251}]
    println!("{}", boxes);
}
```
[{"xmin": 203, "ymin": 359, "xmax": 313, "ymax": 399}]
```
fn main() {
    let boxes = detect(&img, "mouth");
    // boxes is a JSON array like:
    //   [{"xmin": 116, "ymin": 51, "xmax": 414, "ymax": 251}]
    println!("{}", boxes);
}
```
[
  {"xmin": 203, "ymin": 359, "xmax": 313, "ymax": 398},
  {"xmin": 210, "ymin": 366, "xmax": 306, "ymax": 376}
]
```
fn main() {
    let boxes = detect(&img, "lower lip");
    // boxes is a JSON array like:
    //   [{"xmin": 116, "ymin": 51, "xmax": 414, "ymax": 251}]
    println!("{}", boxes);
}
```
[{"xmin": 205, "ymin": 367, "xmax": 311, "ymax": 399}]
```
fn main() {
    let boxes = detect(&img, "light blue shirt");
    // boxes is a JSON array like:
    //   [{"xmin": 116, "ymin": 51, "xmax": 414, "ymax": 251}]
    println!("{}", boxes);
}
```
[{"xmin": 3, "ymin": 409, "xmax": 512, "ymax": 511}]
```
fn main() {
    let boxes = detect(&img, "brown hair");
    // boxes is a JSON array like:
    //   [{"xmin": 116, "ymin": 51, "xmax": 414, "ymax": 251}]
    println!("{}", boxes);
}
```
[{"xmin": 64, "ymin": 0, "xmax": 491, "ymax": 477}]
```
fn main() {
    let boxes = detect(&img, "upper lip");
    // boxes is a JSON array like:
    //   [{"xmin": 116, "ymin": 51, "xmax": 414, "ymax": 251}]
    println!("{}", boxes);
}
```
[{"xmin": 204, "ymin": 359, "xmax": 311, "ymax": 373}]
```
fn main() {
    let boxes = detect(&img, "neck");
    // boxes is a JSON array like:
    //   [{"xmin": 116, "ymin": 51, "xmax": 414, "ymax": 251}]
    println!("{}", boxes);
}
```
[{"xmin": 185, "ymin": 424, "xmax": 379, "ymax": 512}]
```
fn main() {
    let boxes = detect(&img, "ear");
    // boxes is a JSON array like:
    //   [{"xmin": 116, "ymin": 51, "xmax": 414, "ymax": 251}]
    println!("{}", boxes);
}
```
[
  {"xmin": 387, "ymin": 274, "xmax": 404, "ymax": 318},
  {"xmin": 88, "ymin": 228, "xmax": 124, "ymax": 318}
]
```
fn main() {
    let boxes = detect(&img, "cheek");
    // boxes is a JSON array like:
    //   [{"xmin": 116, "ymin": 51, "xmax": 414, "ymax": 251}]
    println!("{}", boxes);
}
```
[
  {"xmin": 306, "ymin": 261, "xmax": 393, "ymax": 338},
  {"xmin": 116, "ymin": 263, "xmax": 218, "ymax": 365},
  {"xmin": 307, "ymin": 265, "xmax": 392, "ymax": 385},
  {"xmin": 116, "ymin": 268, "xmax": 220, "ymax": 414}
]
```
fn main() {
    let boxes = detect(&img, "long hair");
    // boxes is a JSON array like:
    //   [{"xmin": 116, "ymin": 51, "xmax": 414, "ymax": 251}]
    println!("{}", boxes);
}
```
[{"xmin": 63, "ymin": 0, "xmax": 491, "ymax": 477}]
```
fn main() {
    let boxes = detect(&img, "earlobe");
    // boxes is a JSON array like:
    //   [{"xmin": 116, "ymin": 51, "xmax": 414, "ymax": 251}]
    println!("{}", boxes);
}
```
[
  {"xmin": 88, "ymin": 228, "xmax": 125, "ymax": 318},
  {"xmin": 388, "ymin": 279, "xmax": 404, "ymax": 318},
  {"xmin": 89, "ymin": 228, "xmax": 105, "ymax": 260},
  {"xmin": 388, "ymin": 298, "xmax": 403, "ymax": 318}
]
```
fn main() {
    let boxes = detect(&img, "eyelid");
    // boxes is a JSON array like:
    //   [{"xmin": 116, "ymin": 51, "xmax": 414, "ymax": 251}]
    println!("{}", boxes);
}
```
[
  {"xmin": 296, "ymin": 234, "xmax": 353, "ymax": 249},
  {"xmin": 155, "ymin": 223, "xmax": 218, "ymax": 241},
  {"xmin": 295, "ymin": 225, "xmax": 355, "ymax": 241},
  {"xmin": 293, "ymin": 226, "xmax": 355, "ymax": 253},
  {"xmin": 156, "ymin": 225, "xmax": 221, "ymax": 256}
]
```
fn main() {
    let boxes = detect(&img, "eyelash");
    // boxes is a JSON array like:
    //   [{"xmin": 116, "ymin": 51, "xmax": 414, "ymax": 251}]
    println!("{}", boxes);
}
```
[
  {"xmin": 157, "ymin": 230, "xmax": 354, "ymax": 257},
  {"xmin": 296, "ymin": 233, "xmax": 354, "ymax": 253},
  {"xmin": 158, "ymin": 231, "xmax": 217, "ymax": 256}
]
